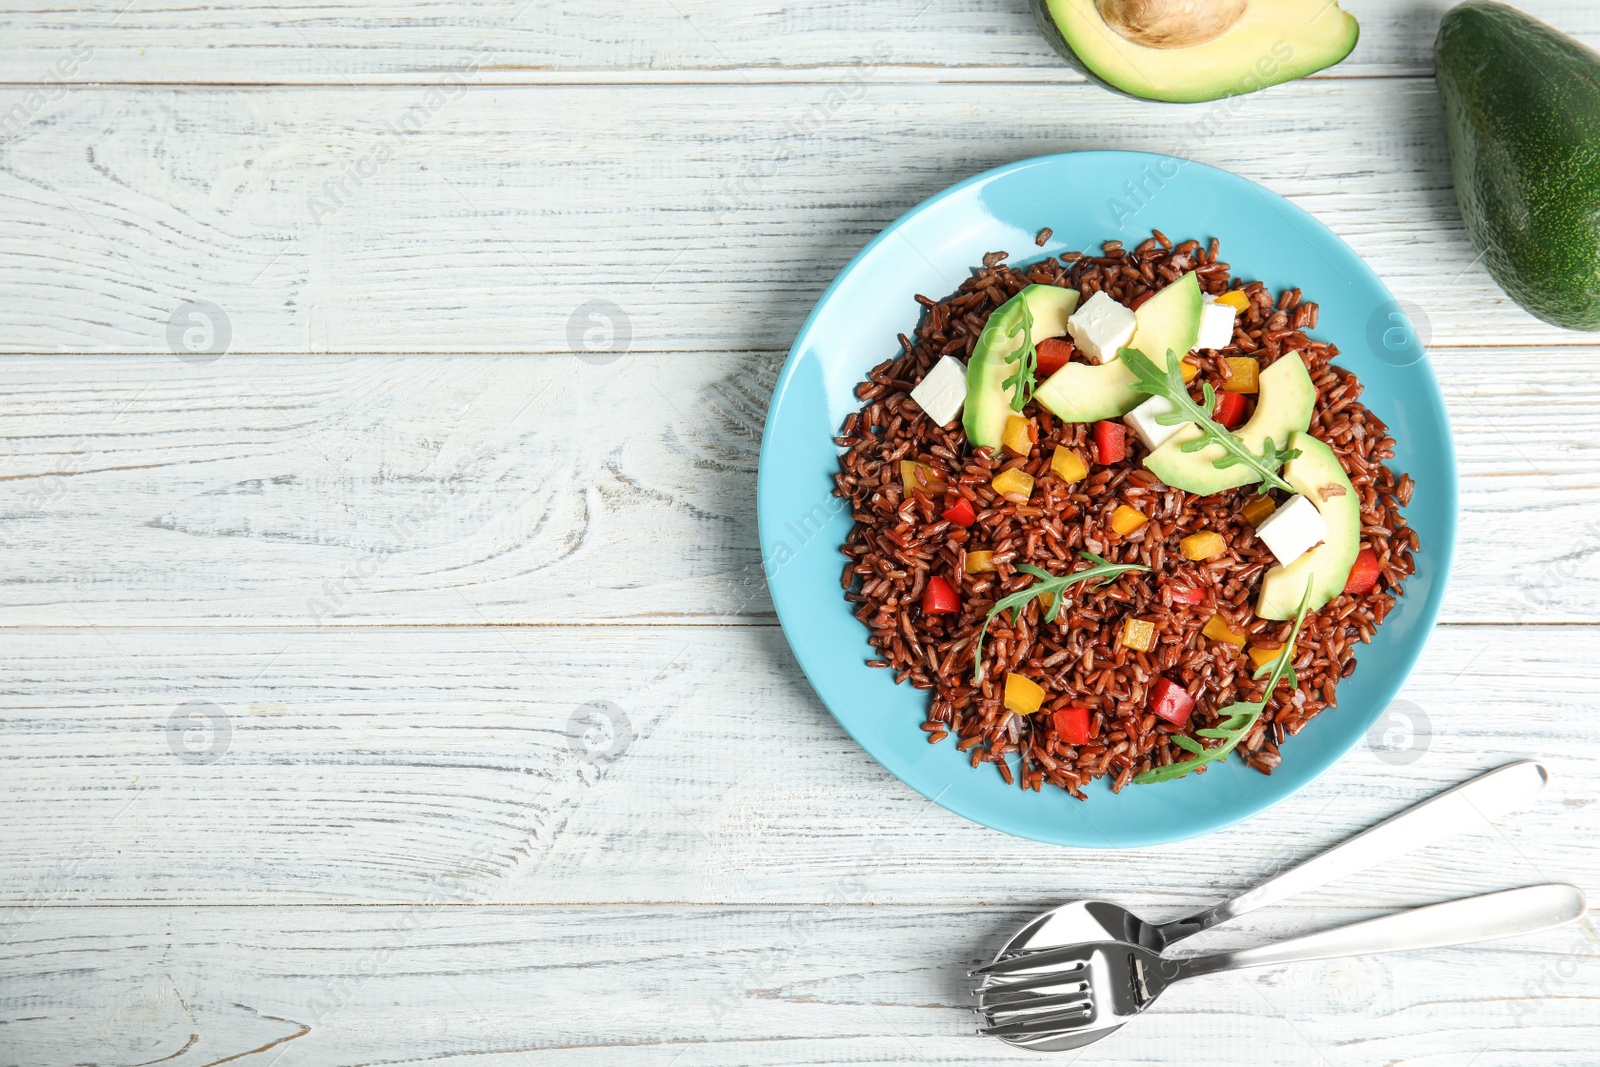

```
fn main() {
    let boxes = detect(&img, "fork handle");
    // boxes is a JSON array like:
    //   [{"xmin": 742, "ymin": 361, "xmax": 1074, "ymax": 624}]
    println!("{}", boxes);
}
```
[
  {"xmin": 1156, "ymin": 760, "xmax": 1550, "ymax": 947},
  {"xmin": 1174, "ymin": 884, "xmax": 1587, "ymax": 980}
]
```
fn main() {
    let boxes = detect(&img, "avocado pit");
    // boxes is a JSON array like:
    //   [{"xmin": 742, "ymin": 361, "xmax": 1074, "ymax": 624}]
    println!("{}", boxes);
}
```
[{"xmin": 1093, "ymin": 0, "xmax": 1247, "ymax": 49}]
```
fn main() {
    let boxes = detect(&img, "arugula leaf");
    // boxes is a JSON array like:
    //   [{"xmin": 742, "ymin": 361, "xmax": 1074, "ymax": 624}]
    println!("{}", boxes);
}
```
[
  {"xmin": 1133, "ymin": 577, "xmax": 1316, "ymax": 785},
  {"xmin": 972, "ymin": 552, "xmax": 1150, "ymax": 684},
  {"xmin": 1118, "ymin": 346, "xmax": 1300, "ymax": 494},
  {"xmin": 999, "ymin": 299, "xmax": 1038, "ymax": 413}
]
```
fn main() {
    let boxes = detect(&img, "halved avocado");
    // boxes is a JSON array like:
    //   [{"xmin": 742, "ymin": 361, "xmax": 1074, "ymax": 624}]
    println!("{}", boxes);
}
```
[
  {"xmin": 1032, "ymin": 0, "xmax": 1360, "ymax": 104},
  {"xmin": 1034, "ymin": 271, "xmax": 1201, "ymax": 423},
  {"xmin": 963, "ymin": 284, "xmax": 1080, "ymax": 450},
  {"xmin": 1143, "ymin": 351, "xmax": 1315, "ymax": 494},
  {"xmin": 1256, "ymin": 432, "xmax": 1361, "ymax": 620}
]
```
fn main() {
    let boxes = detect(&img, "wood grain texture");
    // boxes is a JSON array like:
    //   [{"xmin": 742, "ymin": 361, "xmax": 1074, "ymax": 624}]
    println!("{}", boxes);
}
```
[
  {"xmin": 1, "ymin": 623, "xmax": 1594, "ymax": 906},
  {"xmin": 4, "ymin": 904, "xmax": 1598, "ymax": 1066},
  {"xmin": 4, "ymin": 5, "xmax": 1600, "ymax": 1064},
  {"xmin": 0, "ymin": 349, "xmax": 1593, "ymax": 626},
  {"xmin": 0, "ymin": 0, "xmax": 1594, "ymax": 84},
  {"xmin": 0, "ymin": 79, "xmax": 1592, "ymax": 355}
]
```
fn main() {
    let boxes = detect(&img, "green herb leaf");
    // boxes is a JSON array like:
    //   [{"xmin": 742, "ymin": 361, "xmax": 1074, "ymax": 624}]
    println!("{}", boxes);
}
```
[
  {"xmin": 972, "ymin": 552, "xmax": 1150, "ymax": 683},
  {"xmin": 1000, "ymin": 299, "xmax": 1038, "ymax": 413},
  {"xmin": 1119, "ymin": 347, "xmax": 1300, "ymax": 493},
  {"xmin": 1133, "ymin": 577, "xmax": 1316, "ymax": 785}
]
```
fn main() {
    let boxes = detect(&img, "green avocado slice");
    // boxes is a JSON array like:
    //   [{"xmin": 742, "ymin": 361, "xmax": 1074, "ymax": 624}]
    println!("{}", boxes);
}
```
[
  {"xmin": 1034, "ymin": 271, "xmax": 1200, "ymax": 424},
  {"xmin": 1143, "ymin": 351, "xmax": 1316, "ymax": 495},
  {"xmin": 963, "ymin": 284, "xmax": 1080, "ymax": 450},
  {"xmin": 1031, "ymin": 0, "xmax": 1359, "ymax": 104},
  {"xmin": 1256, "ymin": 432, "xmax": 1361, "ymax": 621}
]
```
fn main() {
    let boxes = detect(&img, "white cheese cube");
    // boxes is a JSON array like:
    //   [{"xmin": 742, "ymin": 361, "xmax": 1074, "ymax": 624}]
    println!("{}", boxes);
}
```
[
  {"xmin": 1122, "ymin": 395, "xmax": 1186, "ymax": 452},
  {"xmin": 1194, "ymin": 296, "xmax": 1238, "ymax": 351},
  {"xmin": 1255, "ymin": 494, "xmax": 1329, "ymax": 566},
  {"xmin": 1066, "ymin": 291, "xmax": 1137, "ymax": 365},
  {"xmin": 908, "ymin": 355, "xmax": 968, "ymax": 426}
]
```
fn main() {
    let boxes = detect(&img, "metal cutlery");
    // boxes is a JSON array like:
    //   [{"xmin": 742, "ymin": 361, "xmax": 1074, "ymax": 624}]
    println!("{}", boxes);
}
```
[
  {"xmin": 985, "ymin": 760, "xmax": 1548, "ymax": 959},
  {"xmin": 975, "ymin": 883, "xmax": 1587, "ymax": 1051}
]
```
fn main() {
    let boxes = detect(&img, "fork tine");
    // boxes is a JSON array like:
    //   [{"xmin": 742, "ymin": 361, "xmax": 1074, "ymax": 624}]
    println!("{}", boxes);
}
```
[
  {"xmin": 979, "ymin": 1000, "xmax": 1094, "ymax": 1037},
  {"xmin": 970, "ymin": 945, "xmax": 1095, "ymax": 976},
  {"xmin": 976, "ymin": 988, "xmax": 1093, "ymax": 1015},
  {"xmin": 976, "ymin": 965, "xmax": 1091, "ymax": 999}
]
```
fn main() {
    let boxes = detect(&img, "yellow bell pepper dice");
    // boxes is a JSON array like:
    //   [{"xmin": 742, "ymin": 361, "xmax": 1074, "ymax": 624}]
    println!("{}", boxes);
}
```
[
  {"xmin": 964, "ymin": 550, "xmax": 996, "ymax": 574},
  {"xmin": 1179, "ymin": 359, "xmax": 1201, "ymax": 383},
  {"xmin": 1215, "ymin": 290, "xmax": 1251, "ymax": 312},
  {"xmin": 1248, "ymin": 645, "xmax": 1284, "ymax": 671},
  {"xmin": 1003, "ymin": 673, "xmax": 1046, "ymax": 714},
  {"xmin": 1240, "ymin": 494, "xmax": 1277, "ymax": 527},
  {"xmin": 1002, "ymin": 415, "xmax": 1034, "ymax": 457},
  {"xmin": 1110, "ymin": 504, "xmax": 1148, "ymax": 536},
  {"xmin": 1120, "ymin": 617, "xmax": 1155, "ymax": 652},
  {"xmin": 1179, "ymin": 530, "xmax": 1226, "ymax": 561},
  {"xmin": 900, "ymin": 459, "xmax": 947, "ymax": 496},
  {"xmin": 991, "ymin": 468, "xmax": 1035, "ymax": 501},
  {"xmin": 1202, "ymin": 614, "xmax": 1248, "ymax": 648},
  {"xmin": 1222, "ymin": 357, "xmax": 1260, "ymax": 394},
  {"xmin": 1050, "ymin": 447, "xmax": 1088, "ymax": 483}
]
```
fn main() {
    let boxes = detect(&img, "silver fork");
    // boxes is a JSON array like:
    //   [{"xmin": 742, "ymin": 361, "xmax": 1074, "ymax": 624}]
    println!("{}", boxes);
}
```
[{"xmin": 974, "ymin": 884, "xmax": 1587, "ymax": 1051}]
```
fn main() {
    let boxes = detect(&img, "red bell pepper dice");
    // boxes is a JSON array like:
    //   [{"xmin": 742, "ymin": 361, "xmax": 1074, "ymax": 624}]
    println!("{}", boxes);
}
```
[
  {"xmin": 1036, "ymin": 337, "xmax": 1075, "ymax": 377},
  {"xmin": 1166, "ymin": 583, "xmax": 1206, "ymax": 606},
  {"xmin": 1148, "ymin": 678, "xmax": 1196, "ymax": 727},
  {"xmin": 920, "ymin": 576, "xmax": 960, "ymax": 616},
  {"xmin": 1053, "ymin": 705, "xmax": 1092, "ymax": 746},
  {"xmin": 1093, "ymin": 420, "xmax": 1126, "ymax": 465},
  {"xmin": 941, "ymin": 497, "xmax": 976, "ymax": 528},
  {"xmin": 1213, "ymin": 391, "xmax": 1248, "ymax": 429},
  {"xmin": 1344, "ymin": 547, "xmax": 1381, "ymax": 595}
]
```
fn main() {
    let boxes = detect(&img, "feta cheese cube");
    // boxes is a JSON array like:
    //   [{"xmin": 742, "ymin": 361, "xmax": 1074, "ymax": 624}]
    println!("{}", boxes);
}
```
[
  {"xmin": 1194, "ymin": 296, "xmax": 1238, "ymax": 351},
  {"xmin": 1122, "ymin": 395, "xmax": 1186, "ymax": 452},
  {"xmin": 908, "ymin": 355, "xmax": 967, "ymax": 426},
  {"xmin": 1066, "ymin": 291, "xmax": 1137, "ymax": 365},
  {"xmin": 1255, "ymin": 494, "xmax": 1329, "ymax": 566}
]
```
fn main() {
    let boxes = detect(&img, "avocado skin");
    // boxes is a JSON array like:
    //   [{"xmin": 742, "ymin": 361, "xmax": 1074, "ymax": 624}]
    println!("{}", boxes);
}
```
[
  {"xmin": 1028, "ymin": 0, "xmax": 1126, "ymax": 98},
  {"xmin": 1437, "ymin": 1, "xmax": 1600, "ymax": 331}
]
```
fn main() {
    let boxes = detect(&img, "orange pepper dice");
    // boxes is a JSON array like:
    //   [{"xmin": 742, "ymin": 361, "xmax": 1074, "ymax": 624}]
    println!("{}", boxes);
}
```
[
  {"xmin": 1202, "ymin": 614, "xmax": 1248, "ymax": 648},
  {"xmin": 1179, "ymin": 530, "xmax": 1226, "ymax": 561},
  {"xmin": 1050, "ymin": 447, "xmax": 1088, "ymax": 483},
  {"xmin": 1120, "ymin": 617, "xmax": 1156, "ymax": 652},
  {"xmin": 1222, "ymin": 357, "xmax": 1260, "ymax": 394},
  {"xmin": 1003, "ymin": 673, "xmax": 1046, "ymax": 714},
  {"xmin": 991, "ymin": 468, "xmax": 1035, "ymax": 501},
  {"xmin": 1240, "ymin": 494, "xmax": 1277, "ymax": 527},
  {"xmin": 900, "ymin": 459, "xmax": 947, "ymax": 496},
  {"xmin": 964, "ymin": 550, "xmax": 996, "ymax": 574},
  {"xmin": 1215, "ymin": 290, "xmax": 1251, "ymax": 312},
  {"xmin": 1110, "ymin": 504, "xmax": 1148, "ymax": 536},
  {"xmin": 1002, "ymin": 415, "xmax": 1035, "ymax": 457}
]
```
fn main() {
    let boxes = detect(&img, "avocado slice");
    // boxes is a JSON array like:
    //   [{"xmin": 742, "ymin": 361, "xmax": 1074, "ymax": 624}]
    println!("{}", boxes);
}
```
[
  {"xmin": 1034, "ymin": 272, "xmax": 1201, "ymax": 424},
  {"xmin": 1144, "ymin": 351, "xmax": 1316, "ymax": 494},
  {"xmin": 1256, "ymin": 432, "xmax": 1361, "ymax": 620},
  {"xmin": 963, "ymin": 284, "xmax": 1080, "ymax": 450},
  {"xmin": 1031, "ymin": 0, "xmax": 1359, "ymax": 104},
  {"xmin": 1437, "ymin": 2, "xmax": 1600, "ymax": 331}
]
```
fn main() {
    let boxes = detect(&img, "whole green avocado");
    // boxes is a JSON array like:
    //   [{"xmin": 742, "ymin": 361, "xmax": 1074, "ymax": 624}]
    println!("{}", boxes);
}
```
[{"xmin": 1436, "ymin": 1, "xmax": 1600, "ymax": 331}]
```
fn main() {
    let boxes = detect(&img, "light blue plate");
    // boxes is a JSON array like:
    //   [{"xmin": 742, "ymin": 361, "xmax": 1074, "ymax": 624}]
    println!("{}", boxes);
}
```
[{"xmin": 757, "ymin": 151, "xmax": 1456, "ymax": 848}]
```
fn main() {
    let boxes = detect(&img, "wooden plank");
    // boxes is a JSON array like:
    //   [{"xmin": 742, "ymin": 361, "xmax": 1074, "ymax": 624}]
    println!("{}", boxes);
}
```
[
  {"xmin": 0, "ymin": 0, "xmax": 1594, "ymax": 84},
  {"xmin": 3, "ymin": 903, "xmax": 1596, "ymax": 1066},
  {"xmin": 0, "ymin": 80, "xmax": 1589, "ymax": 356},
  {"xmin": 1, "ymin": 624, "xmax": 1594, "ymax": 906},
  {"xmin": 0, "ymin": 350, "xmax": 1593, "ymax": 626}
]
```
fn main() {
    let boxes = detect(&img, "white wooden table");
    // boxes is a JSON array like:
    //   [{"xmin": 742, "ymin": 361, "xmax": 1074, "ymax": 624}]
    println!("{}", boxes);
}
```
[{"xmin": 3, "ymin": 1, "xmax": 1599, "ymax": 1063}]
